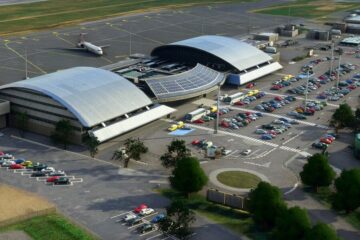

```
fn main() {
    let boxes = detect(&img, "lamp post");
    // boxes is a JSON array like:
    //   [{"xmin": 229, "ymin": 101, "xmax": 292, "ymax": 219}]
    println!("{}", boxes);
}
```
[{"xmin": 214, "ymin": 83, "xmax": 221, "ymax": 134}]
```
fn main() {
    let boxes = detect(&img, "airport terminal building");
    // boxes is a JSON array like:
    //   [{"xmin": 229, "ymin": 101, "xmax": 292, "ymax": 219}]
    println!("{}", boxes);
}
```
[{"xmin": 0, "ymin": 67, "xmax": 175, "ymax": 143}]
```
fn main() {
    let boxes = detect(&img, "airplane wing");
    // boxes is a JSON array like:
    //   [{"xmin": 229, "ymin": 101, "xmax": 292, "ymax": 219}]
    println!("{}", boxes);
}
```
[{"xmin": 99, "ymin": 45, "xmax": 110, "ymax": 49}]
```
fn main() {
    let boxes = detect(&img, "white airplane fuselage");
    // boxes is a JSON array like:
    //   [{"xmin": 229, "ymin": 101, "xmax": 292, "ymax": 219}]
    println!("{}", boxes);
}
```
[{"xmin": 78, "ymin": 41, "xmax": 103, "ymax": 55}]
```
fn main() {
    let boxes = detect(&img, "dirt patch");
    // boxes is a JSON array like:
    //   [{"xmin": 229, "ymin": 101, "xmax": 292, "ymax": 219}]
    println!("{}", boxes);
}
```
[
  {"xmin": 315, "ymin": 4, "xmax": 348, "ymax": 11},
  {"xmin": 0, "ymin": 230, "xmax": 32, "ymax": 240},
  {"xmin": 0, "ymin": 184, "xmax": 55, "ymax": 226}
]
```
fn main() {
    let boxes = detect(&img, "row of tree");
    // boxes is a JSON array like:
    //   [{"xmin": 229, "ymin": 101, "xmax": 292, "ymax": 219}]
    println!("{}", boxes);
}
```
[
  {"xmin": 300, "ymin": 153, "xmax": 360, "ymax": 213},
  {"xmin": 248, "ymin": 181, "xmax": 341, "ymax": 240}
]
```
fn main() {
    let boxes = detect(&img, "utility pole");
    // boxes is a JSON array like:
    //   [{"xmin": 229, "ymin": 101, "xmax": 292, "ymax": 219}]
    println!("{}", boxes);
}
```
[
  {"xmin": 330, "ymin": 41, "xmax": 334, "ymax": 75},
  {"xmin": 336, "ymin": 54, "xmax": 341, "ymax": 89},
  {"xmin": 304, "ymin": 70, "xmax": 309, "ymax": 111},
  {"xmin": 214, "ymin": 83, "xmax": 221, "ymax": 134}
]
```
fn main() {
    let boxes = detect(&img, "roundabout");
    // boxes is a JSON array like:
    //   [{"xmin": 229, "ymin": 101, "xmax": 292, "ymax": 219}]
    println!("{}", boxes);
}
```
[{"xmin": 209, "ymin": 168, "xmax": 270, "ymax": 193}]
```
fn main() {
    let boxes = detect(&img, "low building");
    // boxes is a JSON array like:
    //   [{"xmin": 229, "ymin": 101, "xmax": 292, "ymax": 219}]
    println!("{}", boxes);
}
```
[
  {"xmin": 340, "ymin": 36, "xmax": 360, "ymax": 47},
  {"xmin": 345, "ymin": 14, "xmax": 360, "ymax": 24},
  {"xmin": 277, "ymin": 24, "xmax": 299, "ymax": 37},
  {"xmin": 0, "ymin": 67, "xmax": 175, "ymax": 143},
  {"xmin": 253, "ymin": 32, "xmax": 279, "ymax": 42},
  {"xmin": 346, "ymin": 24, "xmax": 360, "ymax": 35},
  {"xmin": 307, "ymin": 30, "xmax": 331, "ymax": 41}
]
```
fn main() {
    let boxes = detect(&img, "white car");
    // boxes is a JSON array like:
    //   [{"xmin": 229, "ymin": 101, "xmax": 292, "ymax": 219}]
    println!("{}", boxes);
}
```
[
  {"xmin": 41, "ymin": 167, "xmax": 55, "ymax": 173},
  {"xmin": 139, "ymin": 208, "xmax": 155, "ymax": 216},
  {"xmin": 123, "ymin": 213, "xmax": 137, "ymax": 222},
  {"xmin": 241, "ymin": 149, "xmax": 252, "ymax": 155}
]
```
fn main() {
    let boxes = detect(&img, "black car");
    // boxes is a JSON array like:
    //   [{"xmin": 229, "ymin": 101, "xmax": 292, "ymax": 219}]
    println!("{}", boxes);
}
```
[
  {"xmin": 32, "ymin": 163, "xmax": 47, "ymax": 171},
  {"xmin": 54, "ymin": 177, "xmax": 70, "ymax": 185},
  {"xmin": 128, "ymin": 216, "xmax": 142, "ymax": 226},
  {"xmin": 262, "ymin": 124, "xmax": 274, "ymax": 130},
  {"xmin": 137, "ymin": 223, "xmax": 155, "ymax": 234},
  {"xmin": 31, "ymin": 171, "xmax": 46, "ymax": 177},
  {"xmin": 312, "ymin": 142, "xmax": 328, "ymax": 150}
]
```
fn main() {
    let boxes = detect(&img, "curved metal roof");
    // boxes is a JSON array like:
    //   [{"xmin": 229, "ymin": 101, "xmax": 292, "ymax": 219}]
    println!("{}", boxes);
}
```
[
  {"xmin": 152, "ymin": 35, "xmax": 272, "ymax": 71},
  {"xmin": 0, "ymin": 67, "xmax": 152, "ymax": 127}
]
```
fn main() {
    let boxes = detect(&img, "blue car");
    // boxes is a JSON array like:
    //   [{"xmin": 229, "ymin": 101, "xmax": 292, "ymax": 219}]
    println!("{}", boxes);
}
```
[
  {"xmin": 14, "ymin": 159, "xmax": 25, "ymax": 164},
  {"xmin": 261, "ymin": 134, "xmax": 272, "ymax": 140},
  {"xmin": 255, "ymin": 112, "xmax": 263, "ymax": 117},
  {"xmin": 151, "ymin": 214, "xmax": 165, "ymax": 223},
  {"xmin": 278, "ymin": 117, "xmax": 289, "ymax": 123}
]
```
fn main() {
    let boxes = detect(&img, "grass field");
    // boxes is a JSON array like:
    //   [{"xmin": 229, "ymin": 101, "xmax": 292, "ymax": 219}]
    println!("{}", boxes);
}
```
[
  {"xmin": 216, "ymin": 171, "xmax": 261, "ymax": 189},
  {"xmin": 254, "ymin": 0, "xmax": 360, "ymax": 19},
  {"xmin": 0, "ymin": 0, "xmax": 255, "ymax": 36},
  {"xmin": 0, "ymin": 214, "xmax": 97, "ymax": 240},
  {"xmin": 0, "ymin": 184, "xmax": 54, "ymax": 224}
]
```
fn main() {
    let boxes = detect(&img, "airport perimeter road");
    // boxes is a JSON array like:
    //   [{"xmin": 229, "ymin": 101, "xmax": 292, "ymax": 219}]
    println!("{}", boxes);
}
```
[{"xmin": 0, "ymin": 132, "xmax": 244, "ymax": 240}]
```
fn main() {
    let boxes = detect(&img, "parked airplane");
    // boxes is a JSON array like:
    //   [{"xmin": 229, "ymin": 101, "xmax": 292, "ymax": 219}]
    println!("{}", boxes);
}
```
[{"xmin": 75, "ymin": 33, "xmax": 109, "ymax": 56}]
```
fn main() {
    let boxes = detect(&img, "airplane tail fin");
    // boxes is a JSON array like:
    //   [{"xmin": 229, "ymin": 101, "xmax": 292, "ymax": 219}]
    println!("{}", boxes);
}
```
[{"xmin": 79, "ymin": 33, "xmax": 87, "ymax": 43}]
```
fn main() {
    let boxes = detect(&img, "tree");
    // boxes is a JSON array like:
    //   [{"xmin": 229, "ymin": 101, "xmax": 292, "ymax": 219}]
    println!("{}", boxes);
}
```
[
  {"xmin": 170, "ymin": 156, "xmax": 208, "ymax": 197},
  {"xmin": 159, "ymin": 199, "xmax": 195, "ymax": 239},
  {"xmin": 160, "ymin": 139, "xmax": 191, "ymax": 168},
  {"xmin": 300, "ymin": 153, "xmax": 336, "ymax": 192},
  {"xmin": 248, "ymin": 181, "xmax": 287, "ymax": 230},
  {"xmin": 83, "ymin": 134, "xmax": 100, "ymax": 158},
  {"xmin": 332, "ymin": 168, "xmax": 360, "ymax": 213},
  {"xmin": 16, "ymin": 111, "xmax": 28, "ymax": 137},
  {"xmin": 305, "ymin": 223, "xmax": 340, "ymax": 240},
  {"xmin": 273, "ymin": 206, "xmax": 311, "ymax": 240},
  {"xmin": 112, "ymin": 138, "xmax": 148, "ymax": 168},
  {"xmin": 331, "ymin": 103, "xmax": 355, "ymax": 133},
  {"xmin": 51, "ymin": 119, "xmax": 74, "ymax": 149}
]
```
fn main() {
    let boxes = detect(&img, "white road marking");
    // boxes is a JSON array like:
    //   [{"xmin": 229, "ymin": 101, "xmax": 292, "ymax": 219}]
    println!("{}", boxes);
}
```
[
  {"xmin": 200, "ymin": 161, "xmax": 209, "ymax": 164},
  {"xmin": 146, "ymin": 233, "xmax": 163, "ymax": 240},
  {"xmin": 140, "ymin": 228, "xmax": 159, "ymax": 237},
  {"xmin": 284, "ymin": 182, "xmax": 300, "ymax": 195},
  {"xmin": 244, "ymin": 161, "xmax": 271, "ymax": 168},
  {"xmin": 247, "ymin": 149, "xmax": 261, "ymax": 157},
  {"xmin": 149, "ymin": 180, "xmax": 168, "ymax": 184},
  {"xmin": 283, "ymin": 131, "xmax": 304, "ymax": 145},
  {"xmin": 110, "ymin": 211, "xmax": 132, "ymax": 219},
  {"xmin": 224, "ymin": 149, "xmax": 239, "ymax": 158}
]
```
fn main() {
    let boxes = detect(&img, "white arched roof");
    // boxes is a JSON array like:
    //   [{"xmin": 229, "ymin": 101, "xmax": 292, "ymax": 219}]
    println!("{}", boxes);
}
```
[
  {"xmin": 0, "ymin": 67, "xmax": 152, "ymax": 127},
  {"xmin": 153, "ymin": 35, "xmax": 272, "ymax": 72}
]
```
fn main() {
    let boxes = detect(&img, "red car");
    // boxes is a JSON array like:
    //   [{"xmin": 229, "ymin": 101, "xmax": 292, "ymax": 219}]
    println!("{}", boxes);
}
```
[
  {"xmin": 348, "ymin": 85, "xmax": 356, "ymax": 90},
  {"xmin": 193, "ymin": 119, "xmax": 205, "ymax": 124},
  {"xmin": 274, "ymin": 96, "xmax": 283, "ymax": 101},
  {"xmin": 271, "ymin": 85, "xmax": 282, "ymax": 90},
  {"xmin": 246, "ymin": 83, "xmax": 255, "ymax": 88},
  {"xmin": 220, "ymin": 121, "xmax": 229, "ymax": 128},
  {"xmin": 234, "ymin": 101, "xmax": 244, "ymax": 106},
  {"xmin": 192, "ymin": 139, "xmax": 200, "ymax": 145},
  {"xmin": 10, "ymin": 164, "xmax": 24, "ymax": 169},
  {"xmin": 134, "ymin": 204, "xmax": 148, "ymax": 213},
  {"xmin": 320, "ymin": 138, "xmax": 332, "ymax": 144},
  {"xmin": 46, "ymin": 176, "xmax": 60, "ymax": 183}
]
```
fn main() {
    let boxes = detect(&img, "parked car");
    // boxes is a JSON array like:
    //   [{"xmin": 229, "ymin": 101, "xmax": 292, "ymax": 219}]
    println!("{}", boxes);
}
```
[
  {"xmin": 134, "ymin": 204, "xmax": 148, "ymax": 213},
  {"xmin": 32, "ymin": 163, "xmax": 48, "ymax": 171},
  {"xmin": 255, "ymin": 129, "xmax": 267, "ymax": 134},
  {"xmin": 241, "ymin": 149, "xmax": 252, "ymax": 155},
  {"xmin": 54, "ymin": 177, "xmax": 70, "ymax": 185},
  {"xmin": 151, "ymin": 213, "xmax": 165, "ymax": 223},
  {"xmin": 262, "ymin": 124, "xmax": 275, "ymax": 130},
  {"xmin": 312, "ymin": 142, "xmax": 328, "ymax": 150},
  {"xmin": 31, "ymin": 171, "xmax": 46, "ymax": 177},
  {"xmin": 128, "ymin": 216, "xmax": 142, "ymax": 226},
  {"xmin": 41, "ymin": 167, "xmax": 55, "ymax": 174},
  {"xmin": 261, "ymin": 134, "xmax": 273, "ymax": 140},
  {"xmin": 48, "ymin": 170, "xmax": 66, "ymax": 177},
  {"xmin": 123, "ymin": 213, "xmax": 137, "ymax": 222},
  {"xmin": 10, "ymin": 164, "xmax": 24, "ymax": 169},
  {"xmin": 139, "ymin": 208, "xmax": 155, "ymax": 216},
  {"xmin": 14, "ymin": 159, "xmax": 25, "ymax": 164},
  {"xmin": 46, "ymin": 176, "xmax": 60, "ymax": 183},
  {"xmin": 137, "ymin": 223, "xmax": 156, "ymax": 234}
]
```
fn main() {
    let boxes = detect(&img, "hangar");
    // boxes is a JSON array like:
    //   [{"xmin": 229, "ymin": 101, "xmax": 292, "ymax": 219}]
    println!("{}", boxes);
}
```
[
  {"xmin": 0, "ymin": 67, "xmax": 175, "ymax": 143},
  {"xmin": 151, "ymin": 35, "xmax": 282, "ymax": 86}
]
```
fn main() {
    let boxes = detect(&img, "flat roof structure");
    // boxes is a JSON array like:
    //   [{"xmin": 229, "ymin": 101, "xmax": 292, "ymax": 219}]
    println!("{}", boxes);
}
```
[
  {"xmin": 345, "ymin": 15, "xmax": 360, "ymax": 24},
  {"xmin": 340, "ymin": 36, "xmax": 360, "ymax": 46}
]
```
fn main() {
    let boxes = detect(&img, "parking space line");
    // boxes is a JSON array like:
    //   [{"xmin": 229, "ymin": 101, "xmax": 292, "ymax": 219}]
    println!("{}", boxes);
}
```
[
  {"xmin": 110, "ymin": 211, "xmax": 132, "ymax": 219},
  {"xmin": 247, "ymin": 149, "xmax": 261, "ymax": 157},
  {"xmin": 283, "ymin": 131, "xmax": 304, "ymax": 145},
  {"xmin": 140, "ymin": 228, "xmax": 159, "ymax": 237},
  {"xmin": 146, "ymin": 233, "xmax": 163, "ymax": 240},
  {"xmin": 224, "ymin": 149, "xmax": 239, "ymax": 158}
]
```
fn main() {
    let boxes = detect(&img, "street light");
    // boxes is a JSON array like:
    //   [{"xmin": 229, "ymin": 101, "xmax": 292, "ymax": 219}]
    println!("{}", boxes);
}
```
[{"xmin": 214, "ymin": 83, "xmax": 221, "ymax": 134}]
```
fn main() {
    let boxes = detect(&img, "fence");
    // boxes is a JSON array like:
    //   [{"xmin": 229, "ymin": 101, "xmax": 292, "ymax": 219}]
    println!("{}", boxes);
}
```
[{"xmin": 206, "ymin": 188, "xmax": 249, "ymax": 210}]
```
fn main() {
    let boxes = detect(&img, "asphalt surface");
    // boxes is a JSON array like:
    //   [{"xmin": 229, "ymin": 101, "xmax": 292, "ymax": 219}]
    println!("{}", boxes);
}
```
[{"xmin": 0, "ymin": 0, "xmax": 360, "ymax": 239}]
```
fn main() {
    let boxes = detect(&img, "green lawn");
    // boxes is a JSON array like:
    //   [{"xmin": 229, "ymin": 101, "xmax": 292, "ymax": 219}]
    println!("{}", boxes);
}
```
[
  {"xmin": 216, "ymin": 171, "xmax": 261, "ymax": 189},
  {"xmin": 159, "ymin": 189, "xmax": 268, "ymax": 239},
  {"xmin": 254, "ymin": 0, "xmax": 360, "ymax": 19},
  {"xmin": 0, "ymin": 0, "xmax": 255, "ymax": 36},
  {"xmin": 0, "ymin": 214, "xmax": 97, "ymax": 240}
]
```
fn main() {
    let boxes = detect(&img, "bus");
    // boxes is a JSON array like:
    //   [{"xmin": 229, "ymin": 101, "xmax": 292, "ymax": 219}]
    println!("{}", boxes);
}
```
[
  {"xmin": 223, "ymin": 92, "xmax": 246, "ymax": 105},
  {"xmin": 184, "ymin": 108, "xmax": 210, "ymax": 122}
]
